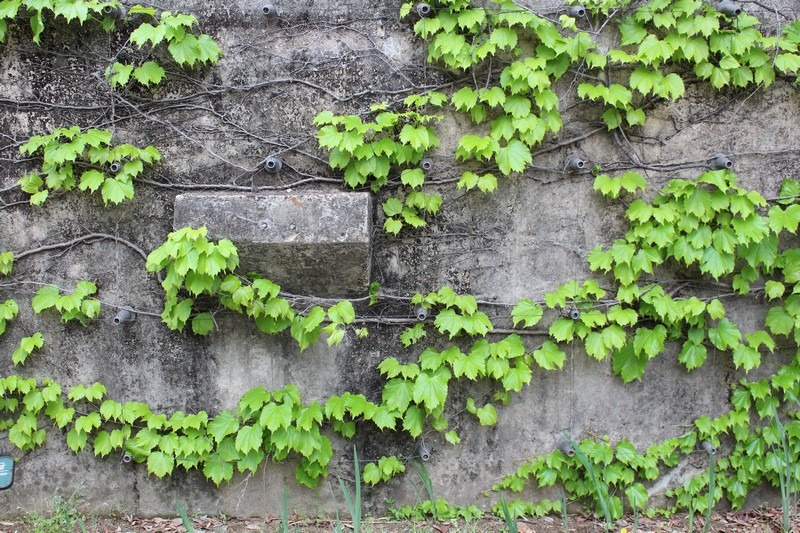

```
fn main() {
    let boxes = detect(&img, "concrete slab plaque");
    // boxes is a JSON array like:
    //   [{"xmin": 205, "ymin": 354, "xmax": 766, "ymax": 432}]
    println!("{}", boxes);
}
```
[{"xmin": 173, "ymin": 192, "xmax": 372, "ymax": 297}]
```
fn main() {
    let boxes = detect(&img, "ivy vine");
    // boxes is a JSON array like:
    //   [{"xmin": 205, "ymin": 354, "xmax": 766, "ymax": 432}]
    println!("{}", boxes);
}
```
[{"xmin": 2, "ymin": 0, "xmax": 800, "ymax": 523}]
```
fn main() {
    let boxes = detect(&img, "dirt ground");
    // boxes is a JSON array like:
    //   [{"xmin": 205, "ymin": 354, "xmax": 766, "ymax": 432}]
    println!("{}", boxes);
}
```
[{"xmin": 2, "ymin": 506, "xmax": 798, "ymax": 533}]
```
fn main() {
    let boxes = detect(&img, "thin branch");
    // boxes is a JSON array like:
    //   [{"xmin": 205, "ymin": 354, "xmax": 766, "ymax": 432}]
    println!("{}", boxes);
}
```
[{"xmin": 13, "ymin": 233, "xmax": 148, "ymax": 262}]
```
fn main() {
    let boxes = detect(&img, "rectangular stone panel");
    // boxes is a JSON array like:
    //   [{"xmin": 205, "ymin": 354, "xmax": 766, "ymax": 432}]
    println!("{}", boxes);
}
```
[{"xmin": 173, "ymin": 192, "xmax": 371, "ymax": 297}]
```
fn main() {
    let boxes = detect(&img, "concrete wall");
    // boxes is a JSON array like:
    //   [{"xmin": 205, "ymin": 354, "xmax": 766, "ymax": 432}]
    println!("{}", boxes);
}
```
[{"xmin": 1, "ymin": 0, "xmax": 799, "ymax": 518}]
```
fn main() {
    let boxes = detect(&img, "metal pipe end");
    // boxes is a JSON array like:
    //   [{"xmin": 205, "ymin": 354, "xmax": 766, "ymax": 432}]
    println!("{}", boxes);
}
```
[
  {"xmin": 416, "ymin": 2, "xmax": 432, "ymax": 17},
  {"xmin": 264, "ymin": 156, "xmax": 283, "ymax": 173},
  {"xmin": 709, "ymin": 153, "xmax": 733, "ymax": 170},
  {"xmin": 568, "ymin": 5, "xmax": 586, "ymax": 17},
  {"xmin": 262, "ymin": 3, "xmax": 278, "ymax": 18},
  {"xmin": 569, "ymin": 308, "xmax": 581, "ymax": 320},
  {"xmin": 414, "ymin": 305, "xmax": 428, "ymax": 321},
  {"xmin": 700, "ymin": 441, "xmax": 717, "ymax": 455},
  {"xmin": 122, "ymin": 453, "xmax": 132, "ymax": 463},
  {"xmin": 103, "ymin": 5, "xmax": 126, "ymax": 19},
  {"xmin": 421, "ymin": 158, "xmax": 433, "ymax": 171},
  {"xmin": 415, "ymin": 441, "xmax": 432, "ymax": 461},
  {"xmin": 109, "ymin": 162, "xmax": 121, "ymax": 174},
  {"xmin": 113, "ymin": 306, "xmax": 136, "ymax": 325},
  {"xmin": 565, "ymin": 155, "xmax": 586, "ymax": 172},
  {"xmin": 717, "ymin": 0, "xmax": 742, "ymax": 16},
  {"xmin": 556, "ymin": 436, "xmax": 576, "ymax": 457}
]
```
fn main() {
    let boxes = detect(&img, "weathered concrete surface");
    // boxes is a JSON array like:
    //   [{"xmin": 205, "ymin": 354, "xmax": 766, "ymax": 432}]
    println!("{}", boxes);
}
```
[
  {"xmin": 173, "ymin": 192, "xmax": 372, "ymax": 296},
  {"xmin": 0, "ymin": 0, "xmax": 799, "ymax": 521}
]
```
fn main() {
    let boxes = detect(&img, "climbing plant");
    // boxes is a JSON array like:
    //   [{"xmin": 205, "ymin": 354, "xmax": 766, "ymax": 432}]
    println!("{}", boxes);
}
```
[
  {"xmin": 314, "ymin": 98, "xmax": 445, "ymax": 234},
  {"xmin": 2, "ymin": 0, "xmax": 800, "ymax": 524},
  {"xmin": 18, "ymin": 127, "xmax": 161, "ymax": 206},
  {"xmin": 0, "ymin": 2, "xmax": 221, "ymax": 87}
]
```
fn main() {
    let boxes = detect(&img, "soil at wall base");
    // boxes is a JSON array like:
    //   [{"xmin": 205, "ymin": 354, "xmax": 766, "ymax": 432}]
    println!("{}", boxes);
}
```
[{"xmin": 2, "ymin": 506, "xmax": 798, "ymax": 532}]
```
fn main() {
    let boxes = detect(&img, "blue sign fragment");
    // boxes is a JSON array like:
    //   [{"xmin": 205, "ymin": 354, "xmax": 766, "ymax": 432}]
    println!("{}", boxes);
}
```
[{"xmin": 0, "ymin": 456, "xmax": 14, "ymax": 490}]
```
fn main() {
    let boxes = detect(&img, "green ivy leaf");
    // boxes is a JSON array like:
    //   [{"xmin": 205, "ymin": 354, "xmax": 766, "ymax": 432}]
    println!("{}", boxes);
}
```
[
  {"xmin": 625, "ymin": 483, "xmax": 649, "ymax": 510},
  {"xmin": 259, "ymin": 402, "xmax": 293, "ymax": 432},
  {"xmin": 413, "ymin": 368, "xmax": 450, "ymax": 411},
  {"xmin": 191, "ymin": 312, "xmax": 215, "ymax": 336},
  {"xmin": 451, "ymin": 349, "xmax": 485, "ymax": 380},
  {"xmin": 775, "ymin": 53, "xmax": 800, "ymax": 74},
  {"xmin": 383, "ymin": 378, "xmax": 414, "ymax": 413},
  {"xmin": 132, "ymin": 61, "xmax": 167, "ymax": 86},
  {"xmin": 32, "ymin": 285, "xmax": 60, "ymax": 313},
  {"xmin": 147, "ymin": 451, "xmax": 175, "ymax": 478},
  {"xmin": 54, "ymin": 0, "xmax": 90, "ymax": 23},
  {"xmin": 203, "ymin": 453, "xmax": 234, "ymax": 486},
  {"xmin": 402, "ymin": 405, "xmax": 424, "ymax": 438},
  {"xmin": 207, "ymin": 410, "xmax": 240, "ymax": 443},
  {"xmin": 474, "ymin": 403, "xmax": 497, "ymax": 426},
  {"xmin": 66, "ymin": 428, "xmax": 88, "ymax": 453},
  {"xmin": 196, "ymin": 34, "xmax": 222, "ymax": 64},
  {"xmin": 584, "ymin": 331, "xmax": 610, "ymax": 360},
  {"xmin": 502, "ymin": 361, "xmax": 532, "ymax": 392},
  {"xmin": 234, "ymin": 424, "xmax": 264, "ymax": 454},
  {"xmin": 532, "ymin": 341, "xmax": 565, "ymax": 370},
  {"xmin": 168, "ymin": 34, "xmax": 201, "ymax": 67},
  {"xmin": 611, "ymin": 344, "xmax": 648, "ymax": 383},
  {"xmin": 732, "ymin": 344, "xmax": 760, "ymax": 372},
  {"xmin": 511, "ymin": 299, "xmax": 543, "ymax": 328},
  {"xmin": 445, "ymin": 430, "xmax": 461, "ymax": 445},
  {"xmin": 384, "ymin": 218, "xmax": 403, "ymax": 235},
  {"xmin": 399, "ymin": 124, "xmax": 432, "ymax": 151},
  {"xmin": 400, "ymin": 323, "xmax": 427, "ymax": 347},
  {"xmin": 77, "ymin": 169, "xmax": 105, "ymax": 192},
  {"xmin": 708, "ymin": 318, "xmax": 741, "ymax": 350},
  {"xmin": 495, "ymin": 139, "xmax": 531, "ymax": 176},
  {"xmin": 382, "ymin": 198, "xmax": 403, "ymax": 217},
  {"xmin": 678, "ymin": 341, "xmax": 707, "ymax": 370},
  {"xmin": 451, "ymin": 86, "xmax": 479, "ymax": 112},
  {"xmin": 549, "ymin": 318, "xmax": 574, "ymax": 343},
  {"xmin": 101, "ymin": 176, "xmax": 134, "ymax": 205},
  {"xmin": 401, "ymin": 168, "xmax": 425, "ymax": 188},
  {"xmin": 632, "ymin": 325, "xmax": 667, "ymax": 358}
]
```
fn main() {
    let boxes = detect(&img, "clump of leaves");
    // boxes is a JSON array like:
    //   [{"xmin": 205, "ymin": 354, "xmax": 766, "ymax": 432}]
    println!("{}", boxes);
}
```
[
  {"xmin": 32, "ymin": 281, "xmax": 101, "ymax": 325},
  {"xmin": 146, "ymin": 227, "xmax": 359, "ymax": 348},
  {"xmin": 19, "ymin": 127, "xmax": 161, "ymax": 206}
]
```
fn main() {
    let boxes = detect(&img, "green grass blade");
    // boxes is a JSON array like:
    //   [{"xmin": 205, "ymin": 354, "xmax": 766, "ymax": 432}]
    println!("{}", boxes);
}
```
[
  {"xmin": 563, "ymin": 431, "xmax": 611, "ymax": 532},
  {"xmin": 499, "ymin": 497, "xmax": 518, "ymax": 533},
  {"xmin": 175, "ymin": 500, "xmax": 195, "ymax": 533}
]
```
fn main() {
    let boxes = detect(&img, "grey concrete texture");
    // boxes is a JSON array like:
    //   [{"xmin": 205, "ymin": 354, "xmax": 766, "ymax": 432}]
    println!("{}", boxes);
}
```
[
  {"xmin": 0, "ymin": 0, "xmax": 798, "ymax": 519},
  {"xmin": 173, "ymin": 192, "xmax": 372, "ymax": 296}
]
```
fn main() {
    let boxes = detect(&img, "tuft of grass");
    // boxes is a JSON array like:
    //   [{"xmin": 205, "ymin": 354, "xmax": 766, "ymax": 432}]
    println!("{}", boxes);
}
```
[
  {"xmin": 27, "ymin": 497, "xmax": 88, "ymax": 533},
  {"xmin": 411, "ymin": 459, "xmax": 436, "ymax": 521},
  {"xmin": 337, "ymin": 444, "xmax": 363, "ymax": 533},
  {"xmin": 702, "ymin": 452, "xmax": 715, "ymax": 533},
  {"xmin": 774, "ymin": 413, "xmax": 798, "ymax": 533},
  {"xmin": 563, "ymin": 431, "xmax": 612, "ymax": 532},
  {"xmin": 498, "ymin": 497, "xmax": 518, "ymax": 533}
]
